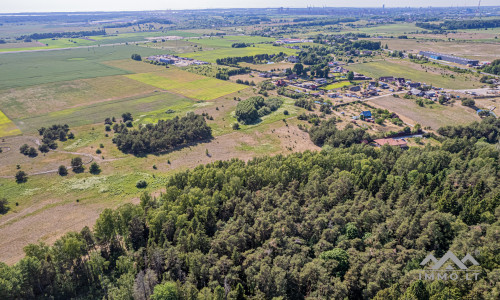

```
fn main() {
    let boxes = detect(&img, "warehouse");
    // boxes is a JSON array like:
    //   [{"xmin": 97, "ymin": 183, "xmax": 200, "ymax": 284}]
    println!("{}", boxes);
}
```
[{"xmin": 419, "ymin": 51, "xmax": 479, "ymax": 66}]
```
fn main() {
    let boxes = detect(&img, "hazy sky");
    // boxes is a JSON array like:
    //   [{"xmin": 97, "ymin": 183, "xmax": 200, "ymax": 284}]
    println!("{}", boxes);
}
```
[{"xmin": 2, "ymin": 0, "xmax": 498, "ymax": 13}]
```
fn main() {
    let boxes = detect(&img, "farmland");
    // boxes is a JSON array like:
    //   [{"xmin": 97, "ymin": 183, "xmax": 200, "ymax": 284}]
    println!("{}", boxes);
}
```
[
  {"xmin": 0, "ymin": 45, "xmax": 165, "ymax": 89},
  {"xmin": 125, "ymin": 70, "xmax": 248, "ymax": 100},
  {"xmin": 320, "ymin": 81, "xmax": 352, "ymax": 90}
]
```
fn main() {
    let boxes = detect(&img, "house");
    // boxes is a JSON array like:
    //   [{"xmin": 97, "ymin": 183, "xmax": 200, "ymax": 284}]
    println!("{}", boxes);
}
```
[
  {"xmin": 408, "ymin": 82, "xmax": 421, "ymax": 88},
  {"xmin": 395, "ymin": 78, "xmax": 405, "ymax": 85},
  {"xmin": 315, "ymin": 78, "xmax": 327, "ymax": 85},
  {"xmin": 275, "ymin": 79, "xmax": 287, "ymax": 87},
  {"xmin": 353, "ymin": 75, "xmax": 372, "ymax": 80},
  {"xmin": 258, "ymin": 72, "xmax": 272, "ymax": 78},
  {"xmin": 425, "ymin": 91, "xmax": 436, "ymax": 98},
  {"xmin": 332, "ymin": 66, "xmax": 344, "ymax": 73},
  {"xmin": 328, "ymin": 93, "xmax": 341, "ymax": 98},
  {"xmin": 362, "ymin": 50, "xmax": 373, "ymax": 55},
  {"xmin": 287, "ymin": 56, "xmax": 300, "ymax": 63},
  {"xmin": 303, "ymin": 83, "xmax": 318, "ymax": 90},
  {"xmin": 360, "ymin": 111, "xmax": 372, "ymax": 118},
  {"xmin": 349, "ymin": 86, "xmax": 361, "ymax": 92},
  {"xmin": 362, "ymin": 90, "xmax": 378, "ymax": 97},
  {"xmin": 374, "ymin": 138, "xmax": 408, "ymax": 148},
  {"xmin": 410, "ymin": 88, "xmax": 423, "ymax": 96},
  {"xmin": 287, "ymin": 74, "xmax": 298, "ymax": 80},
  {"xmin": 379, "ymin": 76, "xmax": 394, "ymax": 82},
  {"xmin": 328, "ymin": 61, "xmax": 338, "ymax": 67}
]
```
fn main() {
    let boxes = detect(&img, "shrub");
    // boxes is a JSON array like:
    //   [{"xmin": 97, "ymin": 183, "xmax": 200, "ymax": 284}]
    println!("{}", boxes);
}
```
[
  {"xmin": 136, "ymin": 180, "xmax": 148, "ymax": 188},
  {"xmin": 58, "ymin": 165, "xmax": 68, "ymax": 176}
]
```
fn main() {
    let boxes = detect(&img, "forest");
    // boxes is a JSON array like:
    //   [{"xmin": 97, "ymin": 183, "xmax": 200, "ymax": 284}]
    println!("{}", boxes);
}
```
[
  {"xmin": 235, "ymin": 96, "xmax": 283, "ymax": 124},
  {"xmin": 113, "ymin": 113, "xmax": 212, "ymax": 154},
  {"xmin": 0, "ymin": 118, "xmax": 499, "ymax": 299}
]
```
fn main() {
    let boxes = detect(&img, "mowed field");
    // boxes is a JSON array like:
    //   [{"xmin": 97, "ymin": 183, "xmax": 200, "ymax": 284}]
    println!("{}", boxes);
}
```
[
  {"xmin": 0, "ymin": 110, "xmax": 22, "ymax": 137},
  {"xmin": 126, "ymin": 70, "xmax": 248, "ymax": 100},
  {"xmin": 0, "ymin": 75, "xmax": 157, "ymax": 119},
  {"xmin": 348, "ymin": 60, "xmax": 481, "ymax": 89},
  {"xmin": 368, "ymin": 95, "xmax": 480, "ymax": 129}
]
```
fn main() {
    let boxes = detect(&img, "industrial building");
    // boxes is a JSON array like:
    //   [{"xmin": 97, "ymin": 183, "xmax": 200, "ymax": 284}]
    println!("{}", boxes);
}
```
[{"xmin": 418, "ymin": 51, "xmax": 479, "ymax": 66}]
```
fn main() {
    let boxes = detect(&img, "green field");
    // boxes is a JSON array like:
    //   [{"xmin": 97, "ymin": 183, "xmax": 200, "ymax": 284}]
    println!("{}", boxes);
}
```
[
  {"xmin": 0, "ymin": 110, "xmax": 22, "ymax": 137},
  {"xmin": 320, "ymin": 81, "xmax": 352, "ymax": 90},
  {"xmin": 348, "ymin": 60, "xmax": 481, "ymax": 89},
  {"xmin": 0, "ymin": 45, "xmax": 165, "ymax": 89},
  {"xmin": 14, "ymin": 92, "xmax": 194, "ymax": 133},
  {"xmin": 182, "ymin": 44, "xmax": 296, "ymax": 63},
  {"xmin": 126, "ymin": 70, "xmax": 248, "ymax": 100},
  {"xmin": 186, "ymin": 35, "xmax": 276, "ymax": 48}
]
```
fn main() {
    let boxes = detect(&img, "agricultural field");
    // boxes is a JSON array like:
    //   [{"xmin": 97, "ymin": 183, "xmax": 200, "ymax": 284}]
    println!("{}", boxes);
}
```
[
  {"xmin": 239, "ymin": 62, "xmax": 295, "ymax": 71},
  {"xmin": 0, "ymin": 110, "xmax": 22, "ymax": 137},
  {"xmin": 0, "ymin": 75, "xmax": 157, "ymax": 119},
  {"xmin": 0, "ymin": 45, "xmax": 165, "ymax": 89},
  {"xmin": 367, "ymin": 94, "xmax": 480, "ymax": 129},
  {"xmin": 126, "ymin": 70, "xmax": 248, "ymax": 100},
  {"xmin": 348, "ymin": 59, "xmax": 482, "ymax": 89}
]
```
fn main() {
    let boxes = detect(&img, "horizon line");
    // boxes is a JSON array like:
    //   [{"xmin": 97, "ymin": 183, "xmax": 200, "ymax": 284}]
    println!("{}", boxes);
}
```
[{"xmin": 2, "ymin": 5, "xmax": 500, "ymax": 15}]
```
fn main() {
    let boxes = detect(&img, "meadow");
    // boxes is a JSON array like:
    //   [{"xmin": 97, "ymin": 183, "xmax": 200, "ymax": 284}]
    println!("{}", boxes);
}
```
[
  {"xmin": 0, "ymin": 45, "xmax": 165, "ymax": 89},
  {"xmin": 0, "ymin": 75, "xmax": 157, "ymax": 119},
  {"xmin": 348, "ymin": 59, "xmax": 481, "ymax": 89},
  {"xmin": 126, "ymin": 70, "xmax": 248, "ymax": 100},
  {"xmin": 368, "ymin": 95, "xmax": 480, "ymax": 129},
  {"xmin": 14, "ymin": 92, "xmax": 195, "ymax": 133}
]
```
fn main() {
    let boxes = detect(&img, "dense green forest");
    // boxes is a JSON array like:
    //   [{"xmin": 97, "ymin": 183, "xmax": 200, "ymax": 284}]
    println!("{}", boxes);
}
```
[
  {"xmin": 113, "ymin": 113, "xmax": 212, "ymax": 154},
  {"xmin": 1, "ymin": 118, "xmax": 500, "ymax": 299},
  {"xmin": 235, "ymin": 96, "xmax": 283, "ymax": 124}
]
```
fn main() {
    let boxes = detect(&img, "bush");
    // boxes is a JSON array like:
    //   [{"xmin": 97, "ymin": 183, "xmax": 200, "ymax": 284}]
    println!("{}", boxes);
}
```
[
  {"xmin": 96, "ymin": 149, "xmax": 102, "ymax": 154},
  {"xmin": 131, "ymin": 54, "xmax": 142, "ymax": 61},
  {"xmin": 136, "ymin": 180, "xmax": 148, "ymax": 188},
  {"xmin": 58, "ymin": 165, "xmax": 68, "ymax": 176},
  {"xmin": 232, "ymin": 123, "xmax": 240, "ymax": 130},
  {"xmin": 283, "ymin": 110, "xmax": 289, "ymax": 115},
  {"xmin": 89, "ymin": 162, "xmax": 101, "ymax": 175},
  {"xmin": 462, "ymin": 98, "xmax": 476, "ymax": 107},
  {"xmin": 15, "ymin": 171, "xmax": 27, "ymax": 183}
]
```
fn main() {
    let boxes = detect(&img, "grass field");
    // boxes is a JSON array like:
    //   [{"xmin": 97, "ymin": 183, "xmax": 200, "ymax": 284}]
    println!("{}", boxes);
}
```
[
  {"xmin": 0, "ymin": 110, "xmax": 22, "ymax": 137},
  {"xmin": 0, "ymin": 75, "xmax": 158, "ymax": 119},
  {"xmin": 181, "ymin": 44, "xmax": 296, "ymax": 63},
  {"xmin": 126, "ymin": 70, "xmax": 248, "ymax": 100},
  {"xmin": 0, "ymin": 45, "xmax": 165, "ymax": 89},
  {"xmin": 320, "ymin": 81, "xmax": 352, "ymax": 90},
  {"xmin": 14, "ymin": 92, "xmax": 194, "ymax": 133},
  {"xmin": 368, "ymin": 95, "xmax": 480, "ymax": 129},
  {"xmin": 186, "ymin": 35, "xmax": 275, "ymax": 48},
  {"xmin": 348, "ymin": 60, "xmax": 481, "ymax": 89}
]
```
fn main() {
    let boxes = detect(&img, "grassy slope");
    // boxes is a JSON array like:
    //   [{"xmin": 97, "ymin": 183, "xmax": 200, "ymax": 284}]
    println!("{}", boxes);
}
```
[{"xmin": 0, "ymin": 110, "xmax": 22, "ymax": 137}]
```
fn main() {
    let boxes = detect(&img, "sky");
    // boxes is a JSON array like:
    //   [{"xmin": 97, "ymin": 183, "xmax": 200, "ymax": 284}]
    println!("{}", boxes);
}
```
[{"xmin": 1, "ymin": 0, "xmax": 499, "ymax": 13}]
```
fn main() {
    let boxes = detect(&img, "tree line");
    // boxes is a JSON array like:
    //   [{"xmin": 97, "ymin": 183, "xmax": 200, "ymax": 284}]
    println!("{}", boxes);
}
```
[{"xmin": 22, "ymin": 30, "xmax": 106, "ymax": 40}]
